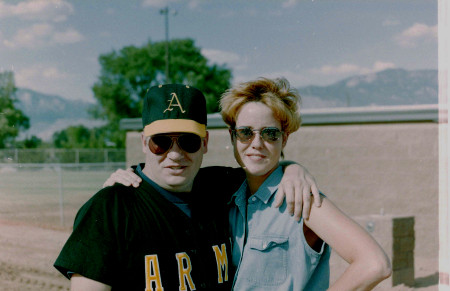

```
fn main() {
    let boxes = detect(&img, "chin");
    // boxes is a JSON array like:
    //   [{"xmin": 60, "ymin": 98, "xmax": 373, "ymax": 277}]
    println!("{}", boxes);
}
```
[
  {"xmin": 244, "ymin": 165, "xmax": 272, "ymax": 177},
  {"xmin": 165, "ymin": 177, "xmax": 190, "ymax": 188}
]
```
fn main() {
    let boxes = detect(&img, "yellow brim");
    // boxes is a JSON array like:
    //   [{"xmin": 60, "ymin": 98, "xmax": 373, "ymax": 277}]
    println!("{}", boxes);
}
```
[{"xmin": 144, "ymin": 119, "xmax": 206, "ymax": 137}]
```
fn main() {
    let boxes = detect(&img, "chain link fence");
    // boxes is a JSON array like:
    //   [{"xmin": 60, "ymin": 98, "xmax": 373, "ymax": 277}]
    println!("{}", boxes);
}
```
[
  {"xmin": 0, "ymin": 148, "xmax": 126, "ymax": 164},
  {"xmin": 0, "ymin": 149, "xmax": 127, "ymax": 229}
]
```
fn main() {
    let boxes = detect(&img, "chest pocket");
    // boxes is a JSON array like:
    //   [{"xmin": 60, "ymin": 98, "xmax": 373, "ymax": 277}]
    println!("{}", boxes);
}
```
[{"xmin": 241, "ymin": 235, "xmax": 289, "ymax": 286}]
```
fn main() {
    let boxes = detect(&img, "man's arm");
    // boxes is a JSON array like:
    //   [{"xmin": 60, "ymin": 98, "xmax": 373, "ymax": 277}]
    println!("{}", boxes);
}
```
[
  {"xmin": 71, "ymin": 274, "xmax": 111, "ymax": 291},
  {"xmin": 276, "ymin": 161, "xmax": 321, "ymax": 221},
  {"xmin": 102, "ymin": 163, "xmax": 321, "ymax": 220}
]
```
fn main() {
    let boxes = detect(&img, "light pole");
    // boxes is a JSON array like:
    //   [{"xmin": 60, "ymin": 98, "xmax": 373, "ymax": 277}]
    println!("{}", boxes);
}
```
[{"xmin": 160, "ymin": 6, "xmax": 176, "ymax": 83}]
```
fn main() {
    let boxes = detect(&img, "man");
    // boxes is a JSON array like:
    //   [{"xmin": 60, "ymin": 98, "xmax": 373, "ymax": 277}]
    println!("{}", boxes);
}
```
[{"xmin": 54, "ymin": 84, "xmax": 319, "ymax": 290}]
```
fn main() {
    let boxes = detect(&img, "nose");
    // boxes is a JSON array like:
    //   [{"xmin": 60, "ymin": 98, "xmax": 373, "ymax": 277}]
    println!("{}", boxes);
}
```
[
  {"xmin": 250, "ymin": 132, "xmax": 264, "ymax": 149},
  {"xmin": 166, "ymin": 138, "xmax": 185, "ymax": 160}
]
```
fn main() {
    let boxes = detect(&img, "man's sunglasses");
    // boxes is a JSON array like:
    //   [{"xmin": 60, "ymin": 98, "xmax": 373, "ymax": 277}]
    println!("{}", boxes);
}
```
[
  {"xmin": 148, "ymin": 133, "xmax": 202, "ymax": 155},
  {"xmin": 232, "ymin": 127, "xmax": 284, "ymax": 143}
]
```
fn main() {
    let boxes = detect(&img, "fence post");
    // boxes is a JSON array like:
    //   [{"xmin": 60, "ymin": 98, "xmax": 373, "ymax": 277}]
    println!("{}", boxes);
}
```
[{"xmin": 56, "ymin": 165, "xmax": 65, "ymax": 227}]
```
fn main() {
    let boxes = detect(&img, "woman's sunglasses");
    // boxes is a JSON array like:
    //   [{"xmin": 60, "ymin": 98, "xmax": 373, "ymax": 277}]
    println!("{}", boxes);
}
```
[
  {"xmin": 148, "ymin": 133, "xmax": 202, "ymax": 155},
  {"xmin": 232, "ymin": 127, "xmax": 284, "ymax": 143}
]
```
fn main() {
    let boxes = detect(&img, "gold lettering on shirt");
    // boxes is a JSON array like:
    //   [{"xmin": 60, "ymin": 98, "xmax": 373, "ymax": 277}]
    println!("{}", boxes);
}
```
[
  {"xmin": 145, "ymin": 255, "xmax": 164, "ymax": 291},
  {"xmin": 176, "ymin": 252, "xmax": 196, "ymax": 290},
  {"xmin": 163, "ymin": 93, "xmax": 186, "ymax": 113},
  {"xmin": 212, "ymin": 244, "xmax": 229, "ymax": 283}
]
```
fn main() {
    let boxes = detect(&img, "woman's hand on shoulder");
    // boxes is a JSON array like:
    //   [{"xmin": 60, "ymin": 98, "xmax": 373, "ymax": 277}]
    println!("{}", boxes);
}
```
[{"xmin": 103, "ymin": 168, "xmax": 142, "ymax": 188}]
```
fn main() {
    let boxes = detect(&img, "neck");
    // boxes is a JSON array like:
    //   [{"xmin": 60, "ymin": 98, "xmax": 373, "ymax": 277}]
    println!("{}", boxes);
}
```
[
  {"xmin": 246, "ymin": 166, "xmax": 278, "ymax": 195},
  {"xmin": 247, "ymin": 176, "xmax": 266, "ymax": 196}
]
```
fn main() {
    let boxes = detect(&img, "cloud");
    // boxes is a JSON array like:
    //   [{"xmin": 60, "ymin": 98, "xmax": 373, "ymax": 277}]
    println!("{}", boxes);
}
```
[
  {"xmin": 3, "ymin": 23, "xmax": 84, "ymax": 48},
  {"xmin": 52, "ymin": 28, "xmax": 84, "ymax": 44},
  {"xmin": 382, "ymin": 18, "xmax": 400, "ymax": 27},
  {"xmin": 373, "ymin": 61, "xmax": 396, "ymax": 72},
  {"xmin": 311, "ymin": 61, "xmax": 396, "ymax": 77},
  {"xmin": 282, "ymin": 0, "xmax": 299, "ymax": 8},
  {"xmin": 231, "ymin": 70, "xmax": 310, "ymax": 88},
  {"xmin": 395, "ymin": 23, "xmax": 437, "ymax": 47},
  {"xmin": 0, "ymin": 0, "xmax": 74, "ymax": 22},
  {"xmin": 105, "ymin": 8, "xmax": 115, "ymax": 15},
  {"xmin": 233, "ymin": 61, "xmax": 397, "ymax": 88},
  {"xmin": 142, "ymin": 0, "xmax": 180, "ymax": 8},
  {"xmin": 14, "ymin": 64, "xmax": 71, "ymax": 93},
  {"xmin": 201, "ymin": 49, "xmax": 247, "ymax": 69},
  {"xmin": 141, "ymin": 0, "xmax": 201, "ymax": 9},
  {"xmin": 314, "ymin": 63, "xmax": 365, "ymax": 76}
]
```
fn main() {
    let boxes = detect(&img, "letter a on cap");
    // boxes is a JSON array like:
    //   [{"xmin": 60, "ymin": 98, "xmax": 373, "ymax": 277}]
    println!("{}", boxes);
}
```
[{"xmin": 164, "ymin": 92, "xmax": 186, "ymax": 113}]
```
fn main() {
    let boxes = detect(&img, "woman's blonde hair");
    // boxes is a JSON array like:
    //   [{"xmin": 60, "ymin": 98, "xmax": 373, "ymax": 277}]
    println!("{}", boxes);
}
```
[{"xmin": 220, "ymin": 77, "xmax": 301, "ymax": 134}]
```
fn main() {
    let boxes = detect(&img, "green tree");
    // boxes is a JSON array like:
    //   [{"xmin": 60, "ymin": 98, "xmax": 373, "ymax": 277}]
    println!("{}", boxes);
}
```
[
  {"xmin": 91, "ymin": 38, "xmax": 232, "ymax": 147},
  {"xmin": 52, "ymin": 125, "xmax": 111, "ymax": 149},
  {"xmin": 0, "ymin": 71, "xmax": 29, "ymax": 148},
  {"xmin": 14, "ymin": 135, "xmax": 43, "ymax": 149}
]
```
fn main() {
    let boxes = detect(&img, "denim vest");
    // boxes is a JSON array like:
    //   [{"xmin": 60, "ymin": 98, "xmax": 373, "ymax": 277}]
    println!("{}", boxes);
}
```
[{"xmin": 229, "ymin": 166, "xmax": 330, "ymax": 290}]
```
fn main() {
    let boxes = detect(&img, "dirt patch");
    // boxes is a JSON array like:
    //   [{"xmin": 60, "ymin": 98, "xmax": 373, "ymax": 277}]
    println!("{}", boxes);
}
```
[
  {"xmin": 0, "ymin": 219, "xmax": 438, "ymax": 290},
  {"xmin": 0, "ymin": 221, "xmax": 70, "ymax": 291}
]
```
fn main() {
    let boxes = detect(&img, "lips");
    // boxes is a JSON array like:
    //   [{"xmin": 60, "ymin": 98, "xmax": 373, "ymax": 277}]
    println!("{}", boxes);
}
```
[
  {"xmin": 165, "ymin": 165, "xmax": 188, "ymax": 173},
  {"xmin": 246, "ymin": 153, "xmax": 266, "ymax": 161},
  {"xmin": 167, "ymin": 166, "xmax": 186, "ymax": 169}
]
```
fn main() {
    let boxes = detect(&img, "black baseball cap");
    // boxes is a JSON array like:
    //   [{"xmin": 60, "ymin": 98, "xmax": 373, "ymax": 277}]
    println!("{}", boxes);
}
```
[{"xmin": 142, "ymin": 84, "xmax": 207, "ymax": 138}]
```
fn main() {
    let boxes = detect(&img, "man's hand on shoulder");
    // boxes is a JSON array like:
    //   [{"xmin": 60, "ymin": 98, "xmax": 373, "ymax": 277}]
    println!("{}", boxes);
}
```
[{"xmin": 274, "ymin": 162, "xmax": 321, "ymax": 221}]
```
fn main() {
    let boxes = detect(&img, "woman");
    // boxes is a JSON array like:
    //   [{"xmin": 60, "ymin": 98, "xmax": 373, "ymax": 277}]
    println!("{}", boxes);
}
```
[{"xmin": 220, "ymin": 77, "xmax": 391, "ymax": 290}]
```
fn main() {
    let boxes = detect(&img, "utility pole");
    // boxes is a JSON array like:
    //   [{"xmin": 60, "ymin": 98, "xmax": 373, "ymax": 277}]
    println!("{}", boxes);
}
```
[{"xmin": 160, "ymin": 6, "xmax": 176, "ymax": 83}]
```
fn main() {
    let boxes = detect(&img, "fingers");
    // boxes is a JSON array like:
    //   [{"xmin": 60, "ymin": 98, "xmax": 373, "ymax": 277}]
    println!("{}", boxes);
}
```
[
  {"xmin": 291, "ymin": 180, "xmax": 305, "ymax": 221},
  {"xmin": 284, "ymin": 182, "xmax": 295, "ymax": 216},
  {"xmin": 103, "ymin": 168, "xmax": 142, "ymax": 188},
  {"xmin": 309, "ymin": 178, "xmax": 321, "ymax": 207},
  {"xmin": 274, "ymin": 184, "xmax": 285, "ymax": 208},
  {"xmin": 300, "ymin": 186, "xmax": 311, "ymax": 221},
  {"xmin": 103, "ymin": 177, "xmax": 115, "ymax": 188},
  {"xmin": 311, "ymin": 185, "xmax": 321, "ymax": 207}
]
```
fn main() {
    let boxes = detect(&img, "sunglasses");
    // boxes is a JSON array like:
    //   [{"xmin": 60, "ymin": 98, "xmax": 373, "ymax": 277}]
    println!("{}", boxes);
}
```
[
  {"xmin": 148, "ymin": 133, "xmax": 202, "ymax": 155},
  {"xmin": 232, "ymin": 127, "xmax": 284, "ymax": 143}
]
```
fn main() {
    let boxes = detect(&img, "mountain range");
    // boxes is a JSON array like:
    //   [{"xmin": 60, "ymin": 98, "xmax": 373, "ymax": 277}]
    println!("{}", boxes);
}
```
[
  {"xmin": 298, "ymin": 68, "xmax": 437, "ymax": 108},
  {"xmin": 15, "ymin": 68, "xmax": 438, "ymax": 140},
  {"xmin": 15, "ymin": 89, "xmax": 103, "ymax": 140}
]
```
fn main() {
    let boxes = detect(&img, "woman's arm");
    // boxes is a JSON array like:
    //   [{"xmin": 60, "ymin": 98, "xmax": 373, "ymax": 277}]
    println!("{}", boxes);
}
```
[{"xmin": 305, "ymin": 197, "xmax": 392, "ymax": 290}]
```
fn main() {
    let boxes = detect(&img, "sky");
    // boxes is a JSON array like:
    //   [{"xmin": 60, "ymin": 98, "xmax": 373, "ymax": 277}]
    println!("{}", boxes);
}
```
[{"xmin": 0, "ymin": 0, "xmax": 438, "ymax": 104}]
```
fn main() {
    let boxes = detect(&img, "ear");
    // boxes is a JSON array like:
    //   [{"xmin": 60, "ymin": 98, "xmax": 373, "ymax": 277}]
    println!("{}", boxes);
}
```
[
  {"xmin": 202, "ymin": 131, "xmax": 209, "ymax": 154},
  {"xmin": 229, "ymin": 128, "xmax": 235, "ymax": 143},
  {"xmin": 282, "ymin": 133, "xmax": 289, "ymax": 148},
  {"xmin": 141, "ymin": 132, "xmax": 147, "ymax": 154}
]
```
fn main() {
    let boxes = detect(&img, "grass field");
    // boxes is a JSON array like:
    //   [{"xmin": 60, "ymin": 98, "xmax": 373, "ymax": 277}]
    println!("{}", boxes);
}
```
[{"xmin": 0, "ymin": 168, "xmax": 113, "ymax": 229}]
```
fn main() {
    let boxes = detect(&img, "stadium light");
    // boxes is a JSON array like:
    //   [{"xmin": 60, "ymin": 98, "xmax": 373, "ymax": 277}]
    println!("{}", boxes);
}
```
[{"xmin": 160, "ymin": 6, "xmax": 177, "ymax": 83}]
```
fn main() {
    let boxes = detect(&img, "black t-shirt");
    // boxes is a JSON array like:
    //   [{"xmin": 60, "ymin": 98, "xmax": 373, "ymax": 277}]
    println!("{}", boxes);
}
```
[{"xmin": 54, "ymin": 166, "xmax": 244, "ymax": 290}]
